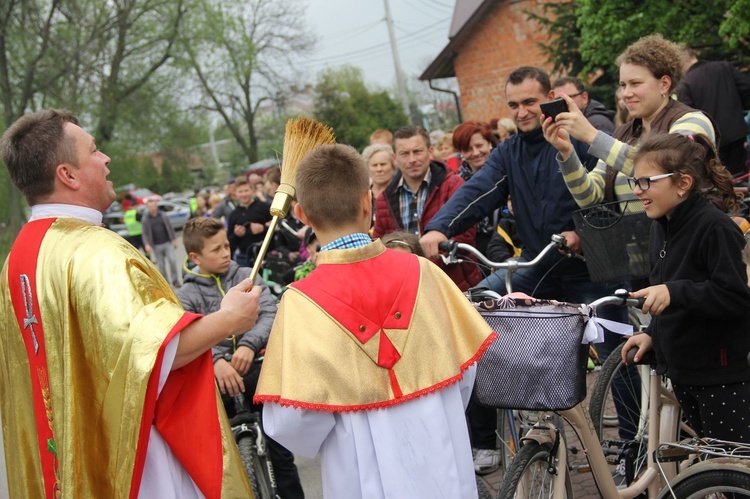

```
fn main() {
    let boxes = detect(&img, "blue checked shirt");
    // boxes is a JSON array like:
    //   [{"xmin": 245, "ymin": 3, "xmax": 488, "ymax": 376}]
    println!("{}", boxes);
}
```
[
  {"xmin": 320, "ymin": 233, "xmax": 373, "ymax": 252},
  {"xmin": 398, "ymin": 171, "xmax": 431, "ymax": 235}
]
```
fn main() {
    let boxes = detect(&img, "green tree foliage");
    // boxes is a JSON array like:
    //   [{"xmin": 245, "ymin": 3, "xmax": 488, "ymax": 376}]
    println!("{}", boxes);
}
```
[
  {"xmin": 575, "ymin": 0, "xmax": 736, "ymax": 74},
  {"xmin": 313, "ymin": 66, "xmax": 409, "ymax": 151},
  {"xmin": 525, "ymin": 2, "xmax": 583, "ymax": 76},
  {"xmin": 527, "ymin": 0, "xmax": 747, "ymax": 115},
  {"xmin": 721, "ymin": 0, "xmax": 750, "ymax": 52}
]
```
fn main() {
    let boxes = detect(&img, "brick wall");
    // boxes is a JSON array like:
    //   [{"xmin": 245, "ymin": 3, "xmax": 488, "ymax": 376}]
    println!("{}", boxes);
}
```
[{"xmin": 453, "ymin": 0, "xmax": 555, "ymax": 123}]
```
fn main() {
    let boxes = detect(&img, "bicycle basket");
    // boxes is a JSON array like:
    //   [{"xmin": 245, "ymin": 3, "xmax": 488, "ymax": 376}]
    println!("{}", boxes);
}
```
[
  {"xmin": 474, "ymin": 298, "xmax": 589, "ymax": 411},
  {"xmin": 572, "ymin": 199, "xmax": 651, "ymax": 283}
]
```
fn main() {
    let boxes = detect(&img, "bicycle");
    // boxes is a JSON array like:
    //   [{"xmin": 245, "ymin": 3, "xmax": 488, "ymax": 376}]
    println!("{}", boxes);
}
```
[
  {"xmin": 225, "ymin": 354, "xmax": 280, "ymax": 499},
  {"xmin": 440, "ymin": 234, "xmax": 582, "ymax": 474},
  {"xmin": 482, "ymin": 291, "xmax": 748, "ymax": 499}
]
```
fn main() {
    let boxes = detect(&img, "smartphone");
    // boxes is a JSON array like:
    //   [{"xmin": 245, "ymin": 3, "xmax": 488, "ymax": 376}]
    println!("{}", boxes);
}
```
[{"xmin": 540, "ymin": 98, "xmax": 568, "ymax": 121}]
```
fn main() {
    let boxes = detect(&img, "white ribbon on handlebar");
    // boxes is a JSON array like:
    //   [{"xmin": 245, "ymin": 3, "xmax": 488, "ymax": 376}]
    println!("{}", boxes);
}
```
[{"xmin": 581, "ymin": 317, "xmax": 633, "ymax": 344}]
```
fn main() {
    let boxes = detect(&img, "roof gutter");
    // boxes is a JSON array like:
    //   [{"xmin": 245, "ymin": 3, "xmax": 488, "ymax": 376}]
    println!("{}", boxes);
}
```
[{"xmin": 428, "ymin": 80, "xmax": 463, "ymax": 123}]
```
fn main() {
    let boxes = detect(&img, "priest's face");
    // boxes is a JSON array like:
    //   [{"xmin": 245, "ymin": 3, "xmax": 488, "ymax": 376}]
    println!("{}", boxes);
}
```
[
  {"xmin": 192, "ymin": 230, "xmax": 232, "ymax": 275},
  {"xmin": 64, "ymin": 123, "xmax": 115, "ymax": 212}
]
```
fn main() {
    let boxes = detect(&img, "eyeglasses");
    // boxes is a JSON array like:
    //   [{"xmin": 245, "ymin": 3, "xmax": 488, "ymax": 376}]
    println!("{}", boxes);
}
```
[
  {"xmin": 627, "ymin": 173, "xmax": 675, "ymax": 191},
  {"xmin": 567, "ymin": 92, "xmax": 584, "ymax": 99}
]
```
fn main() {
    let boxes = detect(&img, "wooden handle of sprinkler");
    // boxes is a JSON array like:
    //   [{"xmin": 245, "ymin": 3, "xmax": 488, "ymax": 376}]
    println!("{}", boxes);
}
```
[
  {"xmin": 247, "ymin": 185, "xmax": 296, "ymax": 285},
  {"xmin": 248, "ymin": 215, "xmax": 280, "ymax": 284}
]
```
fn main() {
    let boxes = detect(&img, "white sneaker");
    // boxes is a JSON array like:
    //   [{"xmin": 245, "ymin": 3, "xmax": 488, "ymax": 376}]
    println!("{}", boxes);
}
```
[{"xmin": 474, "ymin": 448, "xmax": 500, "ymax": 475}]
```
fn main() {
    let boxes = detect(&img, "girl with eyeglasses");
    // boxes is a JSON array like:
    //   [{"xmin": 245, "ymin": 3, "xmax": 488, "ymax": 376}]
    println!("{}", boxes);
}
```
[{"xmin": 622, "ymin": 133, "xmax": 750, "ymax": 443}]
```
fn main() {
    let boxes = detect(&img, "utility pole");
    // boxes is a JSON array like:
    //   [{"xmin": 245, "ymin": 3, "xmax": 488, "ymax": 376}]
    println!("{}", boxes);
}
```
[{"xmin": 383, "ymin": 0, "xmax": 411, "ymax": 123}]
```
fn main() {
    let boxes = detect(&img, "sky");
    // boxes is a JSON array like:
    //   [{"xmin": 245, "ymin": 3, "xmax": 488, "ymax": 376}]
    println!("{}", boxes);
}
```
[{"xmin": 302, "ymin": 0, "xmax": 455, "ymax": 90}]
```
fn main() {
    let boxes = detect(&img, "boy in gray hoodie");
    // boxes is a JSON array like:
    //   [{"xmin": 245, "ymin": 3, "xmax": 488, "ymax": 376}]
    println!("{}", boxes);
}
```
[{"xmin": 177, "ymin": 217, "xmax": 304, "ymax": 498}]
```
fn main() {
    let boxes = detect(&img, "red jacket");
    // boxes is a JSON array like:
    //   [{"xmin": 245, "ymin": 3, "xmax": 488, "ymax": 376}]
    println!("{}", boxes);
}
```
[{"xmin": 372, "ymin": 161, "xmax": 482, "ymax": 291}]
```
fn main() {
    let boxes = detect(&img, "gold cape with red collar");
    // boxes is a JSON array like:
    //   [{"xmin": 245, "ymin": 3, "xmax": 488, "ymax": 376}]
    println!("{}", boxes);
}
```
[
  {"xmin": 0, "ymin": 218, "xmax": 251, "ymax": 498},
  {"xmin": 254, "ymin": 240, "xmax": 496, "ymax": 411}
]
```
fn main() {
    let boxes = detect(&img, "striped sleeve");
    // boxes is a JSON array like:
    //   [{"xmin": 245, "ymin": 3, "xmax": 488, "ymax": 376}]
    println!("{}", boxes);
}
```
[
  {"xmin": 558, "ymin": 151, "xmax": 606, "ymax": 208},
  {"xmin": 557, "ymin": 110, "xmax": 715, "ymax": 209},
  {"xmin": 669, "ymin": 111, "xmax": 716, "ymax": 143}
]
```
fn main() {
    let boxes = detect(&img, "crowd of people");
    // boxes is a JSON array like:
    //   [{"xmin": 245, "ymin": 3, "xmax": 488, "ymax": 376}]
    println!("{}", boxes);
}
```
[{"xmin": 1, "ymin": 31, "xmax": 750, "ymax": 498}]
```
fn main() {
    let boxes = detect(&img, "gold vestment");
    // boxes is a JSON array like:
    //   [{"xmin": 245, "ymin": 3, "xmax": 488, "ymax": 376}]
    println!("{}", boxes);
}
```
[{"xmin": 0, "ymin": 218, "xmax": 251, "ymax": 498}]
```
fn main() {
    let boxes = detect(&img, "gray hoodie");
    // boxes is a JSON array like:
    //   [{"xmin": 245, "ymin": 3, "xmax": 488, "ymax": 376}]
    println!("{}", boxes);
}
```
[
  {"xmin": 177, "ymin": 261, "xmax": 276, "ymax": 363},
  {"xmin": 584, "ymin": 99, "xmax": 616, "ymax": 134}
]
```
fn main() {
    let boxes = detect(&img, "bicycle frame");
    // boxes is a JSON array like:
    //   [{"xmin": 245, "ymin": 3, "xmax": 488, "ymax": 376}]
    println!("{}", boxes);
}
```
[{"xmin": 517, "ymin": 364, "xmax": 683, "ymax": 498}]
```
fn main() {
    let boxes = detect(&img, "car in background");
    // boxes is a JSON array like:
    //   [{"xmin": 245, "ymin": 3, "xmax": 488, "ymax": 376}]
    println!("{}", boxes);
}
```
[
  {"xmin": 116, "ymin": 184, "xmax": 161, "ymax": 210},
  {"xmin": 103, "ymin": 200, "xmax": 191, "ymax": 237}
]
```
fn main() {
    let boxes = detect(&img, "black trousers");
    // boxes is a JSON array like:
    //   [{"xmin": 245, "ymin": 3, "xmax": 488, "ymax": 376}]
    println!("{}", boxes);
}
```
[
  {"xmin": 467, "ymin": 391, "xmax": 497, "ymax": 450},
  {"xmin": 672, "ymin": 380, "xmax": 750, "ymax": 443},
  {"xmin": 222, "ymin": 362, "xmax": 305, "ymax": 499}
]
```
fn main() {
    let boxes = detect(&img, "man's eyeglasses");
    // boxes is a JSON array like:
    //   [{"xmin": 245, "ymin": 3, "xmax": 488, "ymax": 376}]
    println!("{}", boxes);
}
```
[
  {"xmin": 627, "ymin": 173, "xmax": 675, "ymax": 191},
  {"xmin": 567, "ymin": 92, "xmax": 584, "ymax": 99}
]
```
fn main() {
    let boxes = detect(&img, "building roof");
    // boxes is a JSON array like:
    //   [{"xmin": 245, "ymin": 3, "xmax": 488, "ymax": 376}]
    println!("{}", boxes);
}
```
[{"xmin": 419, "ymin": 0, "xmax": 498, "ymax": 81}]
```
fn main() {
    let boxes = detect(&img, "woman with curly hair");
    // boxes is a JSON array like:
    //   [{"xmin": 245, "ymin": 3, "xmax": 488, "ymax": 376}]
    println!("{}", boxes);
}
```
[{"xmin": 543, "ymin": 34, "xmax": 717, "ymax": 208}]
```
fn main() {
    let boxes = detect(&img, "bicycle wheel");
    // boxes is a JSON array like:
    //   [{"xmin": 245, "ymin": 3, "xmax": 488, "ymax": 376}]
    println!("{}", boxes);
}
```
[
  {"xmin": 477, "ymin": 476, "xmax": 493, "ymax": 499},
  {"xmin": 589, "ymin": 343, "xmax": 682, "ymax": 484},
  {"xmin": 497, "ymin": 442, "xmax": 573, "ymax": 499},
  {"xmin": 589, "ymin": 343, "xmax": 645, "ymax": 440},
  {"xmin": 238, "ymin": 436, "xmax": 277, "ymax": 499},
  {"xmin": 666, "ymin": 468, "xmax": 750, "ymax": 498},
  {"xmin": 497, "ymin": 409, "xmax": 520, "ymax": 469}
]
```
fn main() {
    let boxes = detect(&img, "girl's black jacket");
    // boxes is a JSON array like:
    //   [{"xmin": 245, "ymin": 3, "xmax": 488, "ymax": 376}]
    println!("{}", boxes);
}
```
[{"xmin": 647, "ymin": 193, "xmax": 750, "ymax": 386}]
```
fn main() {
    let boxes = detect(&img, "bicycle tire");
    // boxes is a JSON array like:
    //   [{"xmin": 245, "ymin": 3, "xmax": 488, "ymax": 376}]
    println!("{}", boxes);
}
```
[
  {"xmin": 666, "ymin": 468, "xmax": 750, "ymax": 498},
  {"xmin": 477, "ymin": 476, "xmax": 493, "ymax": 499},
  {"xmin": 589, "ymin": 343, "xmax": 643, "ymax": 439},
  {"xmin": 497, "ymin": 442, "xmax": 573, "ymax": 499},
  {"xmin": 497, "ymin": 409, "xmax": 520, "ymax": 470},
  {"xmin": 238, "ymin": 436, "xmax": 278, "ymax": 499},
  {"xmin": 238, "ymin": 436, "xmax": 260, "ymax": 496}
]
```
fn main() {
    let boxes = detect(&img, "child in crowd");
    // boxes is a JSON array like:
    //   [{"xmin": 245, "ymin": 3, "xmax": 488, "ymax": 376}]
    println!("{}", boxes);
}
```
[
  {"xmin": 254, "ymin": 144, "xmax": 496, "ymax": 498},
  {"xmin": 175, "ymin": 217, "xmax": 304, "ymax": 498},
  {"xmin": 623, "ymin": 133, "xmax": 750, "ymax": 442},
  {"xmin": 380, "ymin": 230, "xmax": 424, "ymax": 256}
]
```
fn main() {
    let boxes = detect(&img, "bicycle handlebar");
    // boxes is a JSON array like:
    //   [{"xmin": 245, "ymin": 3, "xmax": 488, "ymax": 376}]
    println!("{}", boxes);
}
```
[
  {"xmin": 439, "ymin": 234, "xmax": 578, "ymax": 270},
  {"xmin": 588, "ymin": 289, "xmax": 645, "ymax": 311}
]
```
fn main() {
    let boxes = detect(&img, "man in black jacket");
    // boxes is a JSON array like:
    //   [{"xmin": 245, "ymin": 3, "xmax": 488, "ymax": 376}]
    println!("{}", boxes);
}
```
[
  {"xmin": 228, "ymin": 176, "xmax": 272, "ymax": 266},
  {"xmin": 678, "ymin": 47, "xmax": 750, "ymax": 175},
  {"xmin": 553, "ymin": 77, "xmax": 615, "ymax": 134}
]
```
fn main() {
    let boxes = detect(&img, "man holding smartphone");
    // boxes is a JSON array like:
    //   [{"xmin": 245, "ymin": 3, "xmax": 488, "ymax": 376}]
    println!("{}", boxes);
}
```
[
  {"xmin": 421, "ymin": 66, "xmax": 626, "ymax": 308},
  {"xmin": 420, "ymin": 65, "xmax": 598, "ymax": 284}
]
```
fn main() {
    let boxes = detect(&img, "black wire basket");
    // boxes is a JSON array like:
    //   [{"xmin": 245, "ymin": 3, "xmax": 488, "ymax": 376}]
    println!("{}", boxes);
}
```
[
  {"xmin": 474, "ymin": 298, "xmax": 590, "ymax": 411},
  {"xmin": 573, "ymin": 200, "xmax": 651, "ymax": 283}
]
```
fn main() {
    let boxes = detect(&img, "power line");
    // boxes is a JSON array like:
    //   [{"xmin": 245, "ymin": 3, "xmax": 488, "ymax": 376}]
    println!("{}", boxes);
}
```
[
  {"xmin": 317, "ymin": 19, "xmax": 385, "ymax": 48},
  {"xmin": 424, "ymin": 0, "xmax": 455, "ymax": 10},
  {"xmin": 412, "ymin": 0, "xmax": 453, "ymax": 13},
  {"xmin": 293, "ymin": 16, "xmax": 450, "ymax": 67},
  {"xmin": 402, "ymin": 0, "xmax": 447, "ymax": 21},
  {"xmin": 297, "ymin": 35, "xmax": 437, "ymax": 72}
]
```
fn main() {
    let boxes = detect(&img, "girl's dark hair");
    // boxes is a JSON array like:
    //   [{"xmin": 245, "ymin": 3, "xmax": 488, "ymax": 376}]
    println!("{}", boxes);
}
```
[
  {"xmin": 380, "ymin": 231, "xmax": 424, "ymax": 256},
  {"xmin": 634, "ymin": 133, "xmax": 739, "ymax": 214}
]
